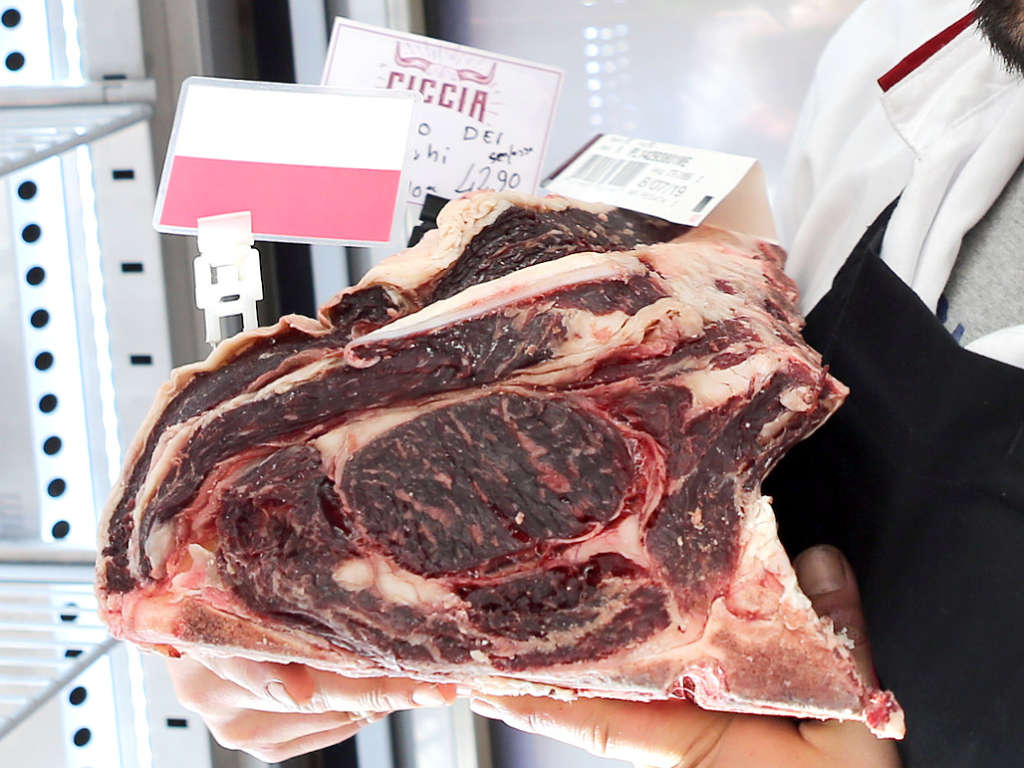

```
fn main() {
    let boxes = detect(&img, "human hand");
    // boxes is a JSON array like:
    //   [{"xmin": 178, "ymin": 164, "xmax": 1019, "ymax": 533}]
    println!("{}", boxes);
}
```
[
  {"xmin": 469, "ymin": 545, "xmax": 901, "ymax": 768},
  {"xmin": 169, "ymin": 655, "xmax": 456, "ymax": 762}
]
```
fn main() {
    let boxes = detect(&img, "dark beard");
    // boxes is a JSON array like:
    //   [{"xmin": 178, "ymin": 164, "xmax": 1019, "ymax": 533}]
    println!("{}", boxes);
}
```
[{"xmin": 975, "ymin": 0, "xmax": 1024, "ymax": 76}]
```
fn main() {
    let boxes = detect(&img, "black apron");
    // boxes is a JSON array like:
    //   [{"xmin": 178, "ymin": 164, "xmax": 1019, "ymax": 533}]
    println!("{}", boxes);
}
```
[{"xmin": 765, "ymin": 201, "xmax": 1024, "ymax": 767}]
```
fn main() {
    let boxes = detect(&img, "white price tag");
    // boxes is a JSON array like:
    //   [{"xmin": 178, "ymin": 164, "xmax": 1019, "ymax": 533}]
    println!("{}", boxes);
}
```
[
  {"xmin": 322, "ymin": 18, "xmax": 563, "ymax": 211},
  {"xmin": 546, "ymin": 135, "xmax": 775, "ymax": 239}
]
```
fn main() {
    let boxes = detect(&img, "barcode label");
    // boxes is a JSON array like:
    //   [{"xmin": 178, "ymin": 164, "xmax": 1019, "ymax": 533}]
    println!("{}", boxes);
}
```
[
  {"xmin": 569, "ymin": 154, "xmax": 647, "ymax": 188},
  {"xmin": 545, "ymin": 134, "xmax": 764, "ymax": 232}
]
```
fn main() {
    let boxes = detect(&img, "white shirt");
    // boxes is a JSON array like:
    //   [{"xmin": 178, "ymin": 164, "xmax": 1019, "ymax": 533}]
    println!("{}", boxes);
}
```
[{"xmin": 775, "ymin": 0, "xmax": 1024, "ymax": 369}]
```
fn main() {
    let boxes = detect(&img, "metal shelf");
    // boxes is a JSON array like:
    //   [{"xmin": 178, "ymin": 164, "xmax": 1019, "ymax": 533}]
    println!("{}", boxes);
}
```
[
  {"xmin": 0, "ymin": 564, "xmax": 115, "ymax": 741},
  {"xmin": 0, "ymin": 100, "xmax": 152, "ymax": 177}
]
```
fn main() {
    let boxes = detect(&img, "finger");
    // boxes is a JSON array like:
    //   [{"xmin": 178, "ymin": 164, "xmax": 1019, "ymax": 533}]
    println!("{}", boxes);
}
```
[
  {"xmin": 190, "ymin": 655, "xmax": 313, "ymax": 708},
  {"xmin": 470, "ymin": 694, "xmax": 739, "ymax": 768},
  {"xmin": 792, "ymin": 546, "xmax": 901, "ymax": 767},
  {"xmin": 724, "ymin": 711, "xmax": 899, "ymax": 768},
  {"xmin": 169, "ymin": 655, "xmax": 268, "ymax": 713},
  {"xmin": 245, "ymin": 719, "xmax": 371, "ymax": 763},
  {"xmin": 792, "ymin": 545, "xmax": 874, "ymax": 683},
  {"xmin": 207, "ymin": 708, "xmax": 364, "ymax": 751},
  {"xmin": 305, "ymin": 668, "xmax": 457, "ymax": 713},
  {"xmin": 473, "ymin": 694, "xmax": 898, "ymax": 768},
  {"xmin": 190, "ymin": 655, "xmax": 456, "ymax": 714}
]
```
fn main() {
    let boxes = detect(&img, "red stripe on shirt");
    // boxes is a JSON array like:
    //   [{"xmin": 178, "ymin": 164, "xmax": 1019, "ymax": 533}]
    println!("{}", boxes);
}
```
[{"xmin": 877, "ymin": 10, "xmax": 977, "ymax": 92}]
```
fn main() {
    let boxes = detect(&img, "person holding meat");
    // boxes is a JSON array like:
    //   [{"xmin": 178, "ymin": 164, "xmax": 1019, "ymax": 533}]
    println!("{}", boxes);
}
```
[
  {"xmin": 466, "ymin": 2, "xmax": 1024, "ymax": 766},
  {"xmin": 169, "ymin": 1, "xmax": 1023, "ymax": 765}
]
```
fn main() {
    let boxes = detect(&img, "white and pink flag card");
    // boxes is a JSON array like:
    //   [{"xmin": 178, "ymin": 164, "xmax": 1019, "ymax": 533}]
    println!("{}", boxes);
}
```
[{"xmin": 153, "ymin": 77, "xmax": 419, "ymax": 245}]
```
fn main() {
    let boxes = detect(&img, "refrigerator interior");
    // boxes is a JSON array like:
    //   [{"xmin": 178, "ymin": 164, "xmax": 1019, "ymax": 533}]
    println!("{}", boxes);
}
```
[
  {"xmin": 0, "ymin": 1, "xmax": 860, "ymax": 767},
  {"xmin": 428, "ymin": 0, "xmax": 864, "ymax": 199},
  {"xmin": 0, "ymin": 2, "xmax": 207, "ymax": 768}
]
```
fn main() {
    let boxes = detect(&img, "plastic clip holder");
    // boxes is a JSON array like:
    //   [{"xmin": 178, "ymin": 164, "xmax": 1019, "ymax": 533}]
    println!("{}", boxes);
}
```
[{"xmin": 193, "ymin": 211, "xmax": 263, "ymax": 344}]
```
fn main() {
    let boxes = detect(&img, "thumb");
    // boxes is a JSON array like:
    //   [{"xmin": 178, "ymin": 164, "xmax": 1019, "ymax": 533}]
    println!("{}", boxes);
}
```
[
  {"xmin": 470, "ymin": 694, "xmax": 734, "ymax": 767},
  {"xmin": 792, "ymin": 545, "xmax": 901, "ymax": 767},
  {"xmin": 792, "ymin": 545, "xmax": 874, "ymax": 683}
]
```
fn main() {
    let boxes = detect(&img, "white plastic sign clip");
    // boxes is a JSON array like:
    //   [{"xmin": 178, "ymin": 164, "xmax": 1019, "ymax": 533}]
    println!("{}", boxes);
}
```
[{"xmin": 194, "ymin": 211, "xmax": 263, "ymax": 345}]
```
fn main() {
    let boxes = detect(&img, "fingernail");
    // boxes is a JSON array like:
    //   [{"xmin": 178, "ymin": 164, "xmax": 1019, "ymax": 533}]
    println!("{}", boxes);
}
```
[
  {"xmin": 469, "ymin": 697, "xmax": 499, "ymax": 717},
  {"xmin": 795, "ymin": 546, "xmax": 846, "ymax": 596},
  {"xmin": 265, "ymin": 680, "xmax": 296, "ymax": 707},
  {"xmin": 412, "ymin": 686, "xmax": 450, "ymax": 707}
]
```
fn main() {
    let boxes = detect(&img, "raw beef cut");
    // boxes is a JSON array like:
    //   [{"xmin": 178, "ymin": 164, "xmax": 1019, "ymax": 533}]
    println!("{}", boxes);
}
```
[{"xmin": 96, "ymin": 191, "xmax": 904, "ymax": 739}]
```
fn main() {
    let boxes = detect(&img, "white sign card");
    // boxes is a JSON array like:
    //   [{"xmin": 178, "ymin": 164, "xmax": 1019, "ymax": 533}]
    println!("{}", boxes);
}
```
[
  {"xmin": 322, "ymin": 18, "xmax": 563, "ymax": 212},
  {"xmin": 545, "ymin": 134, "xmax": 776, "ymax": 240}
]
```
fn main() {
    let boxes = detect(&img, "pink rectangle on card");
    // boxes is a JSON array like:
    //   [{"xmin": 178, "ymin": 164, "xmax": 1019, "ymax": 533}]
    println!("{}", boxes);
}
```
[{"xmin": 159, "ymin": 156, "xmax": 402, "ymax": 242}]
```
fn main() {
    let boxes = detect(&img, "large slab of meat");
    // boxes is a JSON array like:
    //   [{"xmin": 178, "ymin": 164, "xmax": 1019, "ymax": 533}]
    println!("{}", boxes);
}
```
[{"xmin": 96, "ymin": 192, "xmax": 904, "ymax": 739}]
